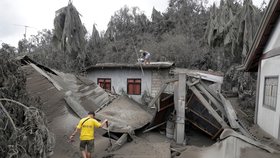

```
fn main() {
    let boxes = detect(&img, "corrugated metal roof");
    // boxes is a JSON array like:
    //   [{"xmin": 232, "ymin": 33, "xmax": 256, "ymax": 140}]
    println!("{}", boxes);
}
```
[
  {"xmin": 171, "ymin": 68, "xmax": 224, "ymax": 83},
  {"xmin": 20, "ymin": 56, "xmax": 112, "ymax": 157},
  {"xmin": 22, "ymin": 65, "xmax": 80, "ymax": 158},
  {"xmin": 177, "ymin": 129, "xmax": 280, "ymax": 158},
  {"xmin": 96, "ymin": 95, "xmax": 153, "ymax": 133}
]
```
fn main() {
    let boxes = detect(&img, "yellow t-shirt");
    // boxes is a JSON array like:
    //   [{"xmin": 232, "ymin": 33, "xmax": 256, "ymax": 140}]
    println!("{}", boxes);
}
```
[{"xmin": 77, "ymin": 117, "xmax": 101, "ymax": 140}]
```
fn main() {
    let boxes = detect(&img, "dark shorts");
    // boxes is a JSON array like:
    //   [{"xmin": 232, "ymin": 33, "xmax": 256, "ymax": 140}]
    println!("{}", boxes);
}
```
[{"xmin": 80, "ymin": 139, "xmax": 94, "ymax": 153}]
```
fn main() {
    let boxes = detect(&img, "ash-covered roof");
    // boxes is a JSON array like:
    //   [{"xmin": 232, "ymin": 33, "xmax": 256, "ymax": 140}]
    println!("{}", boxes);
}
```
[
  {"xmin": 171, "ymin": 68, "xmax": 224, "ymax": 83},
  {"xmin": 86, "ymin": 62, "xmax": 174, "ymax": 71}
]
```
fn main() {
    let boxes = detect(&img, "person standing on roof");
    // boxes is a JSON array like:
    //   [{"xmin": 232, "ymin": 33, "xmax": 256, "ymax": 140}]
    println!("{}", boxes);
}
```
[
  {"xmin": 140, "ymin": 50, "xmax": 151, "ymax": 64},
  {"xmin": 69, "ymin": 111, "xmax": 108, "ymax": 158}
]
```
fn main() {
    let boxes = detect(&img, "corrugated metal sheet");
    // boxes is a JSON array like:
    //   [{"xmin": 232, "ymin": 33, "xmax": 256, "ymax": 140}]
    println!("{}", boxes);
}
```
[
  {"xmin": 21, "ymin": 59, "xmax": 111, "ymax": 157},
  {"xmin": 50, "ymin": 71, "xmax": 110, "ymax": 112},
  {"xmin": 96, "ymin": 95, "xmax": 153, "ymax": 133},
  {"xmin": 22, "ymin": 65, "xmax": 80, "ymax": 158},
  {"xmin": 177, "ymin": 129, "xmax": 280, "ymax": 158}
]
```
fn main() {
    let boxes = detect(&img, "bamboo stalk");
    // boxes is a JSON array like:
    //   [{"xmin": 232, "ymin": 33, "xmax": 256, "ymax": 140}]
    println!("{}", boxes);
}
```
[{"xmin": 0, "ymin": 102, "xmax": 17, "ymax": 132}]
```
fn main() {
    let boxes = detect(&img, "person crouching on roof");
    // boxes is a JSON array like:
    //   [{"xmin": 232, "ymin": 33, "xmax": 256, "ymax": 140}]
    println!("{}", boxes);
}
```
[
  {"xmin": 140, "ymin": 50, "xmax": 151, "ymax": 64},
  {"xmin": 69, "ymin": 111, "xmax": 108, "ymax": 158}
]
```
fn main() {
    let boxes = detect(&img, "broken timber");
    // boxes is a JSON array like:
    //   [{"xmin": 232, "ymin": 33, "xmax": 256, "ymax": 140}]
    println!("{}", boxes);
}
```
[
  {"xmin": 148, "ymin": 83, "xmax": 168, "ymax": 109},
  {"xmin": 219, "ymin": 94, "xmax": 252, "ymax": 138},
  {"xmin": 187, "ymin": 81, "xmax": 228, "ymax": 128},
  {"xmin": 218, "ymin": 93, "xmax": 239, "ymax": 129},
  {"xmin": 195, "ymin": 82, "xmax": 226, "ymax": 119}
]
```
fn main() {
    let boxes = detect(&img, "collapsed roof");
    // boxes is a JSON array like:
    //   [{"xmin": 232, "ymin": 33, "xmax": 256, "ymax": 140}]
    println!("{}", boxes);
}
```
[{"xmin": 19, "ymin": 56, "xmax": 153, "ymax": 156}]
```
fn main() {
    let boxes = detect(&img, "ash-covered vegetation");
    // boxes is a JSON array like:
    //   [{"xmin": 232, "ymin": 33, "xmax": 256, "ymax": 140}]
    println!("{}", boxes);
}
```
[{"xmin": 0, "ymin": 45, "xmax": 54, "ymax": 158}]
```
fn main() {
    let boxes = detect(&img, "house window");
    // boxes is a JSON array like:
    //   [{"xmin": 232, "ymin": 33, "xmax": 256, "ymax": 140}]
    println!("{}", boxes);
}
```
[
  {"xmin": 127, "ymin": 79, "xmax": 141, "ymax": 95},
  {"xmin": 98, "ymin": 78, "xmax": 111, "ymax": 91},
  {"xmin": 263, "ymin": 76, "xmax": 278, "ymax": 111}
]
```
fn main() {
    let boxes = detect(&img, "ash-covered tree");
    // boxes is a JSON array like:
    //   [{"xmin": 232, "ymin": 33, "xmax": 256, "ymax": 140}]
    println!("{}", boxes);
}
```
[
  {"xmin": 85, "ymin": 24, "xmax": 103, "ymax": 66},
  {"xmin": 203, "ymin": 0, "xmax": 264, "ymax": 105},
  {"xmin": 103, "ymin": 6, "xmax": 150, "ymax": 63},
  {"xmin": 53, "ymin": 1, "xmax": 87, "ymax": 72},
  {"xmin": 204, "ymin": 0, "xmax": 263, "ymax": 68}
]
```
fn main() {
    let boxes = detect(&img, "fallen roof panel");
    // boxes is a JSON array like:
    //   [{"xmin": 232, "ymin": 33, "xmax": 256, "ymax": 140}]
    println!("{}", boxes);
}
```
[{"xmin": 96, "ymin": 95, "xmax": 153, "ymax": 133}]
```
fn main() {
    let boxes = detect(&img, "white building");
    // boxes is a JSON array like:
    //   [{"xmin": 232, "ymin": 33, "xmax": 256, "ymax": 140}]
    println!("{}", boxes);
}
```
[
  {"xmin": 86, "ymin": 62, "xmax": 174, "ymax": 103},
  {"xmin": 239, "ymin": 0, "xmax": 280, "ymax": 139}
]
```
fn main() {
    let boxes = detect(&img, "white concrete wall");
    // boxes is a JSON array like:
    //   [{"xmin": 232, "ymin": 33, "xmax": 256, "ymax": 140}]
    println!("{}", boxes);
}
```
[
  {"xmin": 258, "ymin": 56, "xmax": 280, "ymax": 139},
  {"xmin": 264, "ymin": 17, "xmax": 280, "ymax": 53},
  {"xmin": 87, "ymin": 68, "xmax": 153, "ymax": 103}
]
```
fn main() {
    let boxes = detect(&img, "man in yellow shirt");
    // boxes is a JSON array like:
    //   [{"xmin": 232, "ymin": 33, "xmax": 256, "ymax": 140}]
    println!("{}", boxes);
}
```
[{"xmin": 69, "ymin": 111, "xmax": 108, "ymax": 158}]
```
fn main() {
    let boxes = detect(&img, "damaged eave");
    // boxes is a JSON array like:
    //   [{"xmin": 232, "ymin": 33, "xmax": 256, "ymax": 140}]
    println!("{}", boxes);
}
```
[{"xmin": 171, "ymin": 68, "xmax": 224, "ymax": 83}]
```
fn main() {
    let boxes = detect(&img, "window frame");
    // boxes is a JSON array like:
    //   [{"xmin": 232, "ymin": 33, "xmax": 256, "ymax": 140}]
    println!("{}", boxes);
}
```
[
  {"xmin": 263, "ymin": 76, "xmax": 278, "ymax": 111},
  {"xmin": 97, "ymin": 78, "xmax": 111, "ymax": 91},
  {"xmin": 127, "ymin": 78, "xmax": 141, "ymax": 95}
]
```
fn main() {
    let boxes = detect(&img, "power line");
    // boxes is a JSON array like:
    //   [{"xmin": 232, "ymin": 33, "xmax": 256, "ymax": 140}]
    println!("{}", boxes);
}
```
[{"xmin": 13, "ymin": 24, "xmax": 37, "ymax": 39}]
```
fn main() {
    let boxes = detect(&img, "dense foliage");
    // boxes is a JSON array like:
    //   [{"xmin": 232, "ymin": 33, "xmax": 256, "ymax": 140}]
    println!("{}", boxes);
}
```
[
  {"xmin": 17, "ymin": 0, "xmax": 266, "ymax": 99},
  {"xmin": 0, "ymin": 44, "xmax": 54, "ymax": 157}
]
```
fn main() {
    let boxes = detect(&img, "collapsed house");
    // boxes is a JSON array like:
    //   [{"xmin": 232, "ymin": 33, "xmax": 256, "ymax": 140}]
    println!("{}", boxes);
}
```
[
  {"xmin": 18, "ymin": 55, "xmax": 280, "ymax": 158},
  {"xmin": 145, "ymin": 68, "xmax": 280, "ymax": 158}
]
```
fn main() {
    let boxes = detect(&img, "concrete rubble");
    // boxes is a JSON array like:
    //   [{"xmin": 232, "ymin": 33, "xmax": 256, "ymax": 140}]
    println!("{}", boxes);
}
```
[{"xmin": 19, "ymin": 56, "xmax": 280, "ymax": 158}]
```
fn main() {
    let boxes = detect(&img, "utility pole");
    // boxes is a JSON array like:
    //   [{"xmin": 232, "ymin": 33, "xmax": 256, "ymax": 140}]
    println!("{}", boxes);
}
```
[{"xmin": 13, "ymin": 24, "xmax": 37, "ymax": 39}]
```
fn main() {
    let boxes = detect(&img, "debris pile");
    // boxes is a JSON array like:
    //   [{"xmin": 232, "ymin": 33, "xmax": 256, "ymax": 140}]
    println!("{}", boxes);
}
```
[{"xmin": 14, "ymin": 55, "xmax": 280, "ymax": 158}]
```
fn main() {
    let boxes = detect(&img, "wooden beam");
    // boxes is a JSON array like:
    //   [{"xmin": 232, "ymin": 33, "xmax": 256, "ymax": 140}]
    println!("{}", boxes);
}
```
[
  {"xmin": 187, "ymin": 81, "xmax": 228, "ymax": 128},
  {"xmin": 143, "ymin": 121, "xmax": 167, "ymax": 133},
  {"xmin": 148, "ymin": 83, "xmax": 168, "ymax": 108},
  {"xmin": 189, "ymin": 109, "xmax": 220, "ymax": 130},
  {"xmin": 185, "ymin": 93, "xmax": 194, "ymax": 108},
  {"xmin": 186, "ymin": 118, "xmax": 214, "ymax": 137},
  {"xmin": 195, "ymin": 83, "xmax": 226, "ymax": 119},
  {"xmin": 164, "ymin": 78, "xmax": 179, "ymax": 84},
  {"xmin": 176, "ymin": 73, "xmax": 186, "ymax": 144},
  {"xmin": 160, "ymin": 102, "xmax": 174, "ymax": 111},
  {"xmin": 218, "ymin": 94, "xmax": 240, "ymax": 129},
  {"xmin": 200, "ymin": 81, "xmax": 223, "ymax": 104},
  {"xmin": 161, "ymin": 94, "xmax": 173, "ymax": 102}
]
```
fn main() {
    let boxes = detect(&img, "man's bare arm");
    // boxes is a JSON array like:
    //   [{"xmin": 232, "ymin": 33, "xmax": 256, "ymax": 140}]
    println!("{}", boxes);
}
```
[
  {"xmin": 100, "ymin": 119, "xmax": 108, "ymax": 128},
  {"xmin": 69, "ymin": 128, "xmax": 80, "ymax": 140}
]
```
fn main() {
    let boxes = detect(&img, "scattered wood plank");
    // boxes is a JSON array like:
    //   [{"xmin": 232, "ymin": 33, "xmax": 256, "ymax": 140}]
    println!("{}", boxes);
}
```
[
  {"xmin": 148, "ymin": 83, "xmax": 168, "ymax": 109},
  {"xmin": 195, "ymin": 83, "xmax": 226, "ymax": 119},
  {"xmin": 200, "ymin": 80, "xmax": 223, "ymax": 104},
  {"xmin": 143, "ymin": 121, "xmax": 167, "ymax": 133},
  {"xmin": 109, "ymin": 133, "xmax": 128, "ymax": 151},
  {"xmin": 218, "ymin": 93, "xmax": 239, "ymax": 129}
]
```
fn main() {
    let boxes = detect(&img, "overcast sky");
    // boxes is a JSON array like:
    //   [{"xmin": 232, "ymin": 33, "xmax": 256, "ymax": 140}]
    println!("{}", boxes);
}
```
[{"xmin": 0, "ymin": 0, "xmax": 269, "ymax": 47}]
